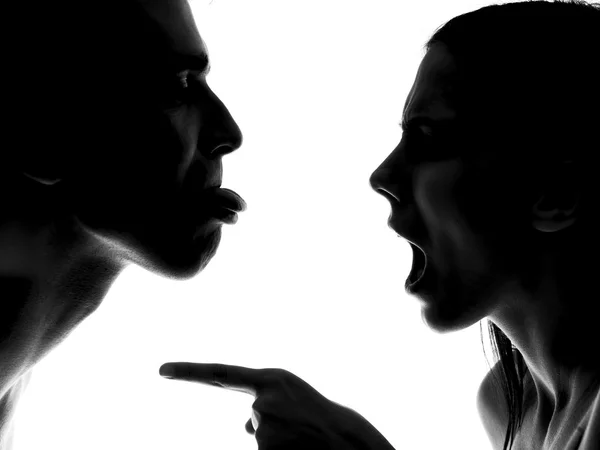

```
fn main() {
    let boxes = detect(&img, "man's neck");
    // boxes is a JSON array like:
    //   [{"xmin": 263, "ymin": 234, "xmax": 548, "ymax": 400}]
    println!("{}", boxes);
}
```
[
  {"xmin": 0, "ymin": 219, "xmax": 124, "ymax": 447},
  {"xmin": 0, "ymin": 370, "xmax": 32, "ymax": 450},
  {"xmin": 1, "ymin": 213, "xmax": 124, "ymax": 359}
]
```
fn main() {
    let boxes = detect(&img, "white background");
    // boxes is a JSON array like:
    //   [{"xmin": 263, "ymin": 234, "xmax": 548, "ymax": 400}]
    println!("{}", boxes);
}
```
[{"xmin": 13, "ymin": 1, "xmax": 505, "ymax": 449}]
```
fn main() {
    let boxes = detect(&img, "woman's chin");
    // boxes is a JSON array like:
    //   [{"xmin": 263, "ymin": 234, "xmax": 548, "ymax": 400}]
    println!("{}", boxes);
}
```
[{"xmin": 419, "ymin": 292, "xmax": 486, "ymax": 334}]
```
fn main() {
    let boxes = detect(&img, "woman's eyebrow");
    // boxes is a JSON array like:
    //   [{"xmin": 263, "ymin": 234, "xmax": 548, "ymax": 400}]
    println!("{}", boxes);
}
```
[
  {"xmin": 400, "ymin": 116, "xmax": 457, "ymax": 134},
  {"xmin": 401, "ymin": 116, "xmax": 431, "ymax": 132}
]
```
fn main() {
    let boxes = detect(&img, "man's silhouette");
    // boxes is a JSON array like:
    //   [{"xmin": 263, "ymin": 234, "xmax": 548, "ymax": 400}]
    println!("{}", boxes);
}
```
[{"xmin": 0, "ymin": 1, "xmax": 245, "ymax": 446}]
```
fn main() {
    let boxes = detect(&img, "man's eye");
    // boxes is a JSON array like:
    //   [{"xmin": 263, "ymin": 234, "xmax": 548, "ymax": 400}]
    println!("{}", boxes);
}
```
[{"xmin": 161, "ymin": 74, "xmax": 197, "ymax": 110}]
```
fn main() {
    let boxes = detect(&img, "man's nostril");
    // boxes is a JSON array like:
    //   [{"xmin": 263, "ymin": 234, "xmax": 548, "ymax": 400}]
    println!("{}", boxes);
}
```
[{"xmin": 210, "ymin": 143, "xmax": 237, "ymax": 157}]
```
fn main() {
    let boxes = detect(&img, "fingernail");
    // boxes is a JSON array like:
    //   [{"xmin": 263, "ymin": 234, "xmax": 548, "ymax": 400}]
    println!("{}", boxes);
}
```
[{"xmin": 159, "ymin": 364, "xmax": 175, "ymax": 378}]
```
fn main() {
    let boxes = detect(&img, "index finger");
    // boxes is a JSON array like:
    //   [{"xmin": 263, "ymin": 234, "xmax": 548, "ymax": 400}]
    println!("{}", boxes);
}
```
[{"xmin": 159, "ymin": 362, "xmax": 265, "ymax": 396}]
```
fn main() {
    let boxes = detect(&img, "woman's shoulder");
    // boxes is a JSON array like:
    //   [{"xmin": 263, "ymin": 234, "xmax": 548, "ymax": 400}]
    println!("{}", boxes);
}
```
[
  {"xmin": 578, "ymin": 385, "xmax": 600, "ymax": 450},
  {"xmin": 477, "ymin": 363, "xmax": 600, "ymax": 450},
  {"xmin": 476, "ymin": 361, "xmax": 509, "ymax": 449}
]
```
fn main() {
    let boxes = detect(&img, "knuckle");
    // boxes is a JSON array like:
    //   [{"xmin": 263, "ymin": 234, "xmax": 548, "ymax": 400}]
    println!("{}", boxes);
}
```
[
  {"xmin": 184, "ymin": 362, "xmax": 193, "ymax": 379},
  {"xmin": 212, "ymin": 364, "xmax": 228, "ymax": 386},
  {"xmin": 251, "ymin": 396, "xmax": 269, "ymax": 413},
  {"xmin": 254, "ymin": 422, "xmax": 273, "ymax": 443},
  {"xmin": 264, "ymin": 368, "xmax": 291, "ymax": 386},
  {"xmin": 265, "ymin": 367, "xmax": 288, "ymax": 378}
]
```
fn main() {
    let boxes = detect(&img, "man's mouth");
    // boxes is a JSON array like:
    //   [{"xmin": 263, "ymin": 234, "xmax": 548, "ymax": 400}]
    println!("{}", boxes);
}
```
[
  {"xmin": 190, "ymin": 187, "xmax": 247, "ymax": 225},
  {"xmin": 205, "ymin": 187, "xmax": 247, "ymax": 212}
]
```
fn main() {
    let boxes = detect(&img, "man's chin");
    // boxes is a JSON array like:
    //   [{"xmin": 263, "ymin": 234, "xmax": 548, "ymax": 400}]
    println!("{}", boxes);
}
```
[{"xmin": 136, "ymin": 222, "xmax": 223, "ymax": 281}]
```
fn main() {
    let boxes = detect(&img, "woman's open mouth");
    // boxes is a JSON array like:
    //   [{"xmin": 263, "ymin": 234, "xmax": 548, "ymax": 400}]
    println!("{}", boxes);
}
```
[{"xmin": 408, "ymin": 242, "xmax": 427, "ymax": 287}]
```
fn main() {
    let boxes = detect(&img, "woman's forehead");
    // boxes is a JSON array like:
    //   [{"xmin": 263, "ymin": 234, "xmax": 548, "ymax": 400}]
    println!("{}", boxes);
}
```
[{"xmin": 402, "ymin": 44, "xmax": 459, "ymax": 126}]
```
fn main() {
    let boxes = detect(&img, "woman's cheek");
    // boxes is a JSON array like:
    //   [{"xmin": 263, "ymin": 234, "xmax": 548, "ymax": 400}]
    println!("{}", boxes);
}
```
[{"xmin": 415, "ymin": 161, "xmax": 472, "ymax": 245}]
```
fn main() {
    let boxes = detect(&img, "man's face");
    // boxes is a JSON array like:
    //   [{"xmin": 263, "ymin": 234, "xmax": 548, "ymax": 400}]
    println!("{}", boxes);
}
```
[
  {"xmin": 64, "ymin": 0, "xmax": 244, "ymax": 279},
  {"xmin": 370, "ymin": 43, "xmax": 533, "ymax": 333}
]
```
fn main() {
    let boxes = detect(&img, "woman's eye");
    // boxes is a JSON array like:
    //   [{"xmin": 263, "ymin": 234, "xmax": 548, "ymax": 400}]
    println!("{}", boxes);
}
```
[
  {"xmin": 404, "ymin": 132, "xmax": 434, "ymax": 162},
  {"xmin": 404, "ymin": 131, "xmax": 453, "ymax": 162}
]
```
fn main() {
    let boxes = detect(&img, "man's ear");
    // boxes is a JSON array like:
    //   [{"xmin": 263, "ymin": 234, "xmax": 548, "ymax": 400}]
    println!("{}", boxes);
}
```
[{"xmin": 531, "ymin": 161, "xmax": 580, "ymax": 233}]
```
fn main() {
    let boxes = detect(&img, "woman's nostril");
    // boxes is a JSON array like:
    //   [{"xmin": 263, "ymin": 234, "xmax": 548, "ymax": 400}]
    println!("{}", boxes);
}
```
[{"xmin": 377, "ymin": 188, "xmax": 399, "ymax": 205}]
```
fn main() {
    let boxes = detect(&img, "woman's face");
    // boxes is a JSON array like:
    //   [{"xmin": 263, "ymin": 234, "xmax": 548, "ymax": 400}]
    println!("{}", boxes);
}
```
[
  {"xmin": 370, "ymin": 43, "xmax": 534, "ymax": 332},
  {"xmin": 53, "ymin": 0, "xmax": 246, "ymax": 280}
]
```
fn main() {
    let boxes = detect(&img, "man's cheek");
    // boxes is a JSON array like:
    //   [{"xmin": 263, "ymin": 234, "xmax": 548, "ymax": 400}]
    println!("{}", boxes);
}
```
[{"xmin": 165, "ymin": 109, "xmax": 201, "ymax": 173}]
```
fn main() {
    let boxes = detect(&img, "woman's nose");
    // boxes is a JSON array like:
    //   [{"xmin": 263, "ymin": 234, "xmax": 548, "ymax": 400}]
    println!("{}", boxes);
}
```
[{"xmin": 369, "ymin": 144, "xmax": 413, "ymax": 205}]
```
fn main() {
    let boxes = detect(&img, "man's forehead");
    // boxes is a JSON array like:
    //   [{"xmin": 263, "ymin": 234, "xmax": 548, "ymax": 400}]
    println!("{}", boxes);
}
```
[{"xmin": 136, "ymin": 0, "xmax": 207, "ymax": 57}]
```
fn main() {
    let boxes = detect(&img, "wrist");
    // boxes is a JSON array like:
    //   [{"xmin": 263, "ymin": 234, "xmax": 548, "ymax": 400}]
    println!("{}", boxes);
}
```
[{"xmin": 334, "ymin": 407, "xmax": 396, "ymax": 450}]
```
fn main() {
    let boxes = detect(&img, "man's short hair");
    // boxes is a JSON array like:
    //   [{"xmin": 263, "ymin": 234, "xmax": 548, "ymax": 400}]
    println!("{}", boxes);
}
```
[{"xmin": 1, "ymin": 0, "xmax": 174, "ymax": 186}]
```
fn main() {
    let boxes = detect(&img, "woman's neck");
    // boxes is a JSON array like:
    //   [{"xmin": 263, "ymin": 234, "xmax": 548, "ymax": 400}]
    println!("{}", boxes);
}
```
[{"xmin": 491, "ymin": 269, "xmax": 600, "ymax": 421}]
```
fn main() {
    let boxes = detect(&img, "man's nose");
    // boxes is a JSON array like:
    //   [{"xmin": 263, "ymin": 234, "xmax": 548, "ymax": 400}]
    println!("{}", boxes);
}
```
[{"xmin": 202, "ymin": 92, "xmax": 243, "ymax": 158}]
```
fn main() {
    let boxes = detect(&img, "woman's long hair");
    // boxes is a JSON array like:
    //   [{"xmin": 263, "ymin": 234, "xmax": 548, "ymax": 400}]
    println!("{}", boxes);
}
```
[
  {"xmin": 481, "ymin": 321, "xmax": 528, "ymax": 450},
  {"xmin": 425, "ymin": 1, "xmax": 600, "ymax": 448}
]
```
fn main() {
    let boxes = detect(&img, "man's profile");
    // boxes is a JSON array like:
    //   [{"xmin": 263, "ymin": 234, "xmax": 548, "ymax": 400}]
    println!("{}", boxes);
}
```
[{"xmin": 1, "ymin": 1, "xmax": 245, "ymax": 447}]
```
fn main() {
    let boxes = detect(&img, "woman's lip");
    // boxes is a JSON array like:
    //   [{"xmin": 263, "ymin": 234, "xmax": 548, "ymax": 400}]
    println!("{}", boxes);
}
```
[{"xmin": 407, "ymin": 242, "xmax": 427, "ymax": 287}]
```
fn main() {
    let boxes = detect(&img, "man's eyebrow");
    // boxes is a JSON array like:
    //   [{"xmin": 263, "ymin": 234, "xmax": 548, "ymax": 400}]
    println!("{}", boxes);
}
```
[{"xmin": 168, "ymin": 52, "xmax": 211, "ymax": 76}]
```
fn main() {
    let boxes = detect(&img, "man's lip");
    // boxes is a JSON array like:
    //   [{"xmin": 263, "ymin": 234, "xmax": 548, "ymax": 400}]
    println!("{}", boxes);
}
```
[{"xmin": 203, "ymin": 187, "xmax": 247, "ymax": 212}]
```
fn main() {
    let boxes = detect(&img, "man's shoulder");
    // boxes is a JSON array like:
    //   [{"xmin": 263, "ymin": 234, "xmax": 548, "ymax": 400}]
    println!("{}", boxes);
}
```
[
  {"xmin": 0, "ymin": 370, "xmax": 33, "ymax": 449},
  {"xmin": 476, "ymin": 361, "xmax": 509, "ymax": 450}
]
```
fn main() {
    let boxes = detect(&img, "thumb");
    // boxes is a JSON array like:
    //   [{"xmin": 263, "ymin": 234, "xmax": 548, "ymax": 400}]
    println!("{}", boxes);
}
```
[{"xmin": 245, "ymin": 418, "xmax": 255, "ymax": 435}]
